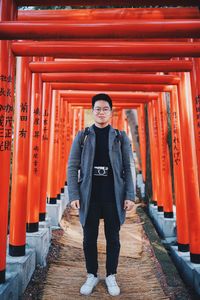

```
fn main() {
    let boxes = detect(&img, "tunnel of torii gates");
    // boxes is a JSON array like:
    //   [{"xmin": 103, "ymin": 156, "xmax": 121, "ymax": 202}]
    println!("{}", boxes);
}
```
[{"xmin": 0, "ymin": 0, "xmax": 200, "ymax": 285}]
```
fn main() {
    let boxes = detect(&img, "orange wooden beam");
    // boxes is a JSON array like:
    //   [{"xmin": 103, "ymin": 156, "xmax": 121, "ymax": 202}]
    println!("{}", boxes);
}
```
[
  {"xmin": 68, "ymin": 102, "xmax": 140, "ymax": 108},
  {"xmin": 51, "ymin": 83, "xmax": 173, "ymax": 92},
  {"xmin": 29, "ymin": 60, "xmax": 193, "ymax": 73},
  {"xmin": 12, "ymin": 41, "xmax": 200, "ymax": 58},
  {"xmin": 18, "ymin": 7, "xmax": 200, "ymax": 21},
  {"xmin": 42, "ymin": 73, "xmax": 180, "ymax": 85},
  {"xmin": 2, "ymin": 20, "xmax": 200, "ymax": 39},
  {"xmin": 15, "ymin": 0, "xmax": 200, "ymax": 7},
  {"xmin": 59, "ymin": 91, "xmax": 158, "ymax": 103},
  {"xmin": 62, "ymin": 98, "xmax": 141, "ymax": 109}
]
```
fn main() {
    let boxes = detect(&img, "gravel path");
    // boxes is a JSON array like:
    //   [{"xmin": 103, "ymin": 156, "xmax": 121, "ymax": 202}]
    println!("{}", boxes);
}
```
[{"xmin": 22, "ymin": 206, "xmax": 194, "ymax": 300}]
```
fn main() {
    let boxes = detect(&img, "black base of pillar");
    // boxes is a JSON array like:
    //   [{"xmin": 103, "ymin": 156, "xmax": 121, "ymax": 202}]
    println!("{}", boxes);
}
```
[
  {"xmin": 178, "ymin": 243, "xmax": 189, "ymax": 252},
  {"xmin": 61, "ymin": 187, "xmax": 64, "ymax": 193},
  {"xmin": 26, "ymin": 222, "xmax": 39, "ymax": 233},
  {"xmin": 9, "ymin": 244, "xmax": 25, "ymax": 257},
  {"xmin": 190, "ymin": 253, "xmax": 200, "ymax": 264},
  {"xmin": 158, "ymin": 206, "xmax": 163, "ymax": 212},
  {"xmin": 164, "ymin": 211, "xmax": 174, "ymax": 218},
  {"xmin": 49, "ymin": 197, "xmax": 57, "ymax": 204},
  {"xmin": 65, "ymin": 181, "xmax": 67, "ymax": 185},
  {"xmin": 152, "ymin": 200, "xmax": 157, "ymax": 206},
  {"xmin": 39, "ymin": 213, "xmax": 46, "ymax": 222},
  {"xmin": 0, "ymin": 269, "xmax": 5, "ymax": 283},
  {"xmin": 57, "ymin": 193, "xmax": 60, "ymax": 200}
]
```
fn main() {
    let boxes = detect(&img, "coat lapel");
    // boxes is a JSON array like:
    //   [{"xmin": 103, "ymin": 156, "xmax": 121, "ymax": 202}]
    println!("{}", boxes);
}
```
[
  {"xmin": 109, "ymin": 126, "xmax": 116, "ymax": 150},
  {"xmin": 109, "ymin": 126, "xmax": 116, "ymax": 165},
  {"xmin": 88, "ymin": 125, "xmax": 96, "ymax": 154}
]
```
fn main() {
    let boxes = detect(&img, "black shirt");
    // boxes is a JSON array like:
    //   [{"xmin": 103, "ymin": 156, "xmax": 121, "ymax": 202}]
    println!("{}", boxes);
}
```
[
  {"xmin": 90, "ymin": 124, "xmax": 115, "ymax": 203},
  {"xmin": 93, "ymin": 124, "xmax": 111, "ymax": 168}
]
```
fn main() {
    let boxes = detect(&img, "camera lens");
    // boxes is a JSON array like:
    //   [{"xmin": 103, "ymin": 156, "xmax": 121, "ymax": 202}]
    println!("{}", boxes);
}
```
[{"xmin": 98, "ymin": 168, "xmax": 105, "ymax": 175}]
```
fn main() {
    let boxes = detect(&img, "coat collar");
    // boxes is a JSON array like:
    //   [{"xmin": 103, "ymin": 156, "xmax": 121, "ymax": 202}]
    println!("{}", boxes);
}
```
[
  {"xmin": 88, "ymin": 124, "xmax": 116, "ymax": 150},
  {"xmin": 89, "ymin": 124, "xmax": 115, "ymax": 134}
]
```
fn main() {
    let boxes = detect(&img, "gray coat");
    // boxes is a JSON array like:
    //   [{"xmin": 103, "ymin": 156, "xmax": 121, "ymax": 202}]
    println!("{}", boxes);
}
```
[{"xmin": 67, "ymin": 125, "xmax": 136, "ymax": 226}]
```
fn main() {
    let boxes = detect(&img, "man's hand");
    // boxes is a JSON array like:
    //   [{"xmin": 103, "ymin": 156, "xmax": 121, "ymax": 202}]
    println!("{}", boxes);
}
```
[
  {"xmin": 124, "ymin": 200, "xmax": 135, "ymax": 211},
  {"xmin": 70, "ymin": 200, "xmax": 80, "ymax": 209}
]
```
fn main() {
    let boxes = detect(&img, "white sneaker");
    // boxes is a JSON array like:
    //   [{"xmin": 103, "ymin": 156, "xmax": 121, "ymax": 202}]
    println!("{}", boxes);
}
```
[
  {"xmin": 105, "ymin": 274, "xmax": 120, "ymax": 296},
  {"xmin": 80, "ymin": 273, "xmax": 99, "ymax": 295}
]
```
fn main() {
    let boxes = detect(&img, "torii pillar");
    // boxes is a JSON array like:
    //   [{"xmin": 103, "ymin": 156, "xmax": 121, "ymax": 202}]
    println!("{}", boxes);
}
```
[{"xmin": 0, "ymin": 0, "xmax": 16, "ymax": 284}]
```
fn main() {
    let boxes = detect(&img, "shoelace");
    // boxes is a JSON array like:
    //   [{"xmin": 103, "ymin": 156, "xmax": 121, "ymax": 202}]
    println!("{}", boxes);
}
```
[
  {"xmin": 85, "ymin": 274, "xmax": 96, "ymax": 284},
  {"xmin": 107, "ymin": 275, "xmax": 117, "ymax": 286}
]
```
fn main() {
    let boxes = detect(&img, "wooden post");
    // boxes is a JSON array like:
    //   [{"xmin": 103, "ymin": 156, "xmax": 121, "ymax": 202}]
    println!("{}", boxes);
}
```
[
  {"xmin": 0, "ymin": 0, "xmax": 16, "ymax": 283},
  {"xmin": 9, "ymin": 57, "xmax": 31, "ymax": 255},
  {"xmin": 26, "ymin": 59, "xmax": 42, "ymax": 232},
  {"xmin": 177, "ymin": 72, "xmax": 200, "ymax": 262},
  {"xmin": 170, "ymin": 87, "xmax": 189, "ymax": 251}
]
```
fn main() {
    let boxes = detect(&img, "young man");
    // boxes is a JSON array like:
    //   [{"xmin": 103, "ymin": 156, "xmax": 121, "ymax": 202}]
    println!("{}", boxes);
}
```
[{"xmin": 67, "ymin": 93, "xmax": 135, "ymax": 296}]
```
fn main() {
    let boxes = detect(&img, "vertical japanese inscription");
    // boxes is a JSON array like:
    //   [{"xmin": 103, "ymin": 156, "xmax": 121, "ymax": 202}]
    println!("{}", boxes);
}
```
[
  {"xmin": 42, "ymin": 109, "xmax": 49, "ymax": 141},
  {"xmin": 54, "ymin": 102, "xmax": 59, "ymax": 144},
  {"xmin": 33, "ymin": 106, "xmax": 40, "ymax": 175},
  {"xmin": 172, "ymin": 111, "xmax": 181, "ymax": 166},
  {"xmin": 160, "ymin": 111, "xmax": 166, "ymax": 172},
  {"xmin": 19, "ymin": 102, "xmax": 28, "ymax": 138},
  {"xmin": 0, "ymin": 74, "xmax": 13, "ymax": 151},
  {"xmin": 195, "ymin": 95, "xmax": 200, "ymax": 150}
]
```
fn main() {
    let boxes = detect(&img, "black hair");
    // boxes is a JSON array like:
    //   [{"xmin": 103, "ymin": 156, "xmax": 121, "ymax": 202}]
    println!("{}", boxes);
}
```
[{"xmin": 92, "ymin": 93, "xmax": 112, "ymax": 109}]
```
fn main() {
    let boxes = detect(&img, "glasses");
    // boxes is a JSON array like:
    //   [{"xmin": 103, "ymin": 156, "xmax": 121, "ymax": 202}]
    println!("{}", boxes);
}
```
[{"xmin": 93, "ymin": 107, "xmax": 111, "ymax": 114}]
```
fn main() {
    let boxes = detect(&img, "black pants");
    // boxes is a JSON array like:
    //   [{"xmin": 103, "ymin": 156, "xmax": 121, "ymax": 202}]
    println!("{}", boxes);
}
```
[{"xmin": 83, "ymin": 201, "xmax": 121, "ymax": 277}]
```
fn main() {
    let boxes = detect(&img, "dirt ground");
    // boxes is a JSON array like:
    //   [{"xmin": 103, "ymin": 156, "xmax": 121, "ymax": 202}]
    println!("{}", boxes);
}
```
[{"xmin": 22, "ymin": 205, "xmax": 196, "ymax": 300}]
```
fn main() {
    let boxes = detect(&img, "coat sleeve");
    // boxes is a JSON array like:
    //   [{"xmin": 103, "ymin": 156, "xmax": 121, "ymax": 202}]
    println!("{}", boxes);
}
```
[
  {"xmin": 121, "ymin": 131, "xmax": 136, "ymax": 201},
  {"xmin": 67, "ymin": 131, "xmax": 83, "ymax": 203}
]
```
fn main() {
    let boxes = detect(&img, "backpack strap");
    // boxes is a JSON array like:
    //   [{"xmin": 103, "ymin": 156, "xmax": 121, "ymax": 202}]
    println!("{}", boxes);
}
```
[
  {"xmin": 80, "ymin": 127, "xmax": 90, "ymax": 149},
  {"xmin": 115, "ymin": 129, "xmax": 123, "ymax": 144}
]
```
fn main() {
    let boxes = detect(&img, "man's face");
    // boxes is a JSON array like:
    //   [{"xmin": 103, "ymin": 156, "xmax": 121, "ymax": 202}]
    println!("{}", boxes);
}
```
[{"xmin": 92, "ymin": 100, "xmax": 112, "ymax": 126}]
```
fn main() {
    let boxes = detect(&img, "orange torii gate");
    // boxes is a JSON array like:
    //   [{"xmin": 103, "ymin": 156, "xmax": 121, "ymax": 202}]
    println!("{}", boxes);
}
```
[
  {"xmin": 54, "ymin": 82, "xmax": 171, "ymax": 190},
  {"xmin": 0, "ymin": 0, "xmax": 200, "ymax": 291},
  {"xmin": 1, "ymin": 62, "xmax": 200, "ymax": 282},
  {"xmin": 49, "ymin": 81, "xmax": 163, "ymax": 195},
  {"xmin": 39, "ymin": 61, "xmax": 200, "ymax": 260},
  {"xmin": 54, "ymin": 81, "xmax": 171, "ymax": 188},
  {"xmin": 56, "ymin": 95, "xmax": 142, "ymax": 191},
  {"xmin": 59, "ymin": 92, "xmax": 152, "ymax": 175},
  {"xmin": 58, "ymin": 89, "xmax": 173, "ymax": 215},
  {"xmin": 40, "ymin": 68, "xmax": 200, "ymax": 262},
  {"xmin": 47, "ymin": 90, "xmax": 155, "ymax": 207},
  {"xmin": 64, "ymin": 101, "xmax": 140, "ymax": 137}
]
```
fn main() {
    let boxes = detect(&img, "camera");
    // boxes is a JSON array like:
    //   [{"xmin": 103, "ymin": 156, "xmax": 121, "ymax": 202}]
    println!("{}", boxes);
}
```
[{"xmin": 93, "ymin": 166, "xmax": 109, "ymax": 176}]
